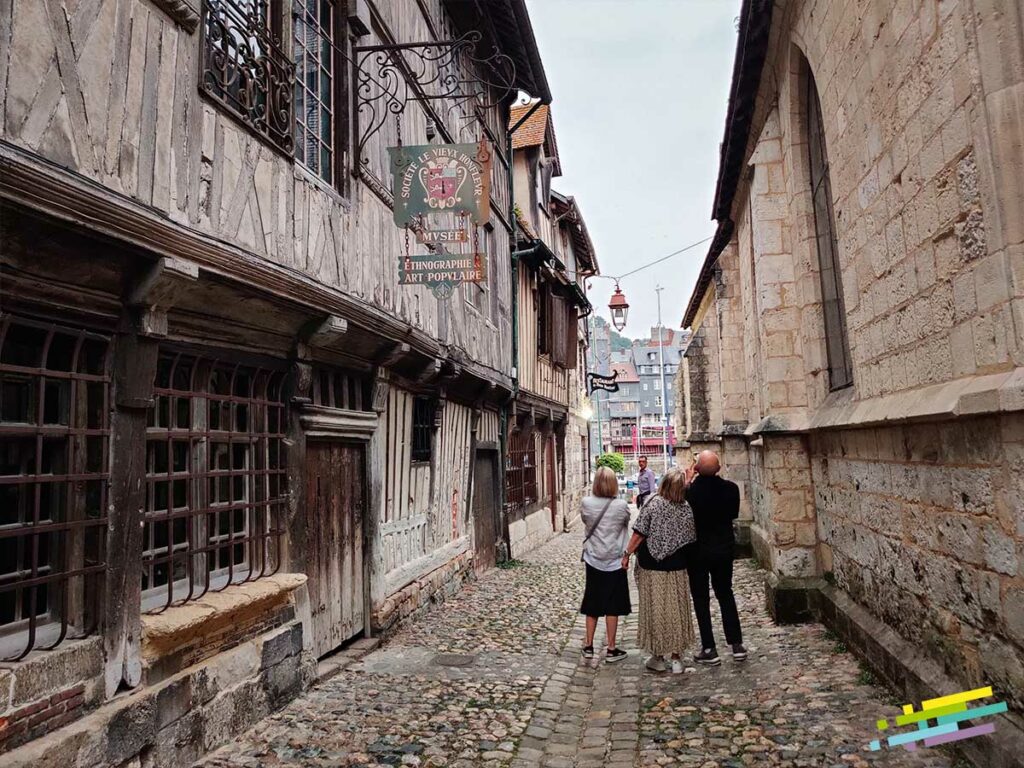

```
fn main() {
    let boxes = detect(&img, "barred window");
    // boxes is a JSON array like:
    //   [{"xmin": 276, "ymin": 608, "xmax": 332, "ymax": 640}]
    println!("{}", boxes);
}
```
[
  {"xmin": 201, "ymin": 0, "xmax": 295, "ymax": 155},
  {"xmin": 0, "ymin": 316, "xmax": 109, "ymax": 660},
  {"xmin": 312, "ymin": 367, "xmax": 368, "ymax": 410},
  {"xmin": 806, "ymin": 69, "xmax": 853, "ymax": 390},
  {"xmin": 143, "ymin": 353, "xmax": 286, "ymax": 612},
  {"xmin": 294, "ymin": 0, "xmax": 343, "ymax": 185},
  {"xmin": 411, "ymin": 397, "xmax": 434, "ymax": 463},
  {"xmin": 505, "ymin": 430, "xmax": 537, "ymax": 510}
]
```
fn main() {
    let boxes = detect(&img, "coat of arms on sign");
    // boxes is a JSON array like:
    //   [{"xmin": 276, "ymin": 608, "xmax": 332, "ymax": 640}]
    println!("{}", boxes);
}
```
[{"xmin": 421, "ymin": 159, "xmax": 469, "ymax": 209}]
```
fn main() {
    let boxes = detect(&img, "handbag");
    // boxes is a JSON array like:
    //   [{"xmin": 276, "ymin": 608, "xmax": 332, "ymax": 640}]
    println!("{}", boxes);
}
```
[{"xmin": 581, "ymin": 497, "xmax": 615, "ymax": 562}]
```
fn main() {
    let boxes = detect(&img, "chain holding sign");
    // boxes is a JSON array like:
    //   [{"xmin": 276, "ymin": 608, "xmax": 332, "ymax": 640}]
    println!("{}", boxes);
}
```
[{"xmin": 389, "ymin": 140, "xmax": 492, "ymax": 299}]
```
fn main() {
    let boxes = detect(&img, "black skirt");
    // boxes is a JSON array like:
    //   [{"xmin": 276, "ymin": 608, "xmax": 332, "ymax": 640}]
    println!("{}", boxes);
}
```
[{"xmin": 580, "ymin": 563, "xmax": 632, "ymax": 617}]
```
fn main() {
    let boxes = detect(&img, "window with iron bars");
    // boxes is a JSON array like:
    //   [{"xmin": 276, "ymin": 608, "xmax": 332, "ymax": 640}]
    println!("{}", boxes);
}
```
[
  {"xmin": 411, "ymin": 397, "xmax": 434, "ymax": 463},
  {"xmin": 505, "ymin": 429, "xmax": 537, "ymax": 510},
  {"xmin": 201, "ymin": 0, "xmax": 295, "ymax": 155},
  {"xmin": 142, "ymin": 352, "xmax": 286, "ymax": 613},
  {"xmin": 0, "ymin": 316, "xmax": 109, "ymax": 661}
]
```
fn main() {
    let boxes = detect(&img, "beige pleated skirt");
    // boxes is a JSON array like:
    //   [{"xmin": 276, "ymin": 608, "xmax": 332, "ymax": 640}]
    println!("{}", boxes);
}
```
[{"xmin": 636, "ymin": 566, "xmax": 695, "ymax": 656}]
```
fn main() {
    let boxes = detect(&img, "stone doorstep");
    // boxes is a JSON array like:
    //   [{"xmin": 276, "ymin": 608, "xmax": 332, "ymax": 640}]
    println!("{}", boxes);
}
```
[
  {"xmin": 314, "ymin": 637, "xmax": 381, "ymax": 684},
  {"xmin": 140, "ymin": 573, "xmax": 308, "ymax": 664},
  {"xmin": 814, "ymin": 584, "xmax": 1024, "ymax": 768}
]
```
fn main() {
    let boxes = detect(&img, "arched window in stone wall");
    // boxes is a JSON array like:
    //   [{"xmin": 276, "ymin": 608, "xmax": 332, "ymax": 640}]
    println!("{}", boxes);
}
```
[{"xmin": 805, "ymin": 70, "xmax": 854, "ymax": 390}]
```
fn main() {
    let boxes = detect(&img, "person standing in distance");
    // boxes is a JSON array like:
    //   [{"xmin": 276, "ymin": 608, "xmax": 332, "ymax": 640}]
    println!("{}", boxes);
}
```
[
  {"xmin": 636, "ymin": 455, "xmax": 656, "ymax": 509},
  {"xmin": 685, "ymin": 450, "xmax": 746, "ymax": 664}
]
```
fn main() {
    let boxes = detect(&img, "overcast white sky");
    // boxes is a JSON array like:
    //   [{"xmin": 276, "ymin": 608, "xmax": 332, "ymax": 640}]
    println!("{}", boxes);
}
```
[{"xmin": 524, "ymin": 0, "xmax": 740, "ymax": 338}]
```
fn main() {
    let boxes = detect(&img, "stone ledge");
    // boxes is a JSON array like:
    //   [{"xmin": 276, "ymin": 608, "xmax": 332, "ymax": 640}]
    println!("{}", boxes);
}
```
[
  {"xmin": 807, "ymin": 367, "xmax": 1024, "ymax": 431},
  {"xmin": 814, "ymin": 584, "xmax": 1024, "ymax": 768},
  {"xmin": 141, "ymin": 573, "xmax": 307, "ymax": 663}
]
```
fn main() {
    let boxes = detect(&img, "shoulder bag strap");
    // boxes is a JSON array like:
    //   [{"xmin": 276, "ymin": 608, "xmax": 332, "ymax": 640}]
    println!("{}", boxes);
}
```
[{"xmin": 583, "ymin": 497, "xmax": 615, "ymax": 545}]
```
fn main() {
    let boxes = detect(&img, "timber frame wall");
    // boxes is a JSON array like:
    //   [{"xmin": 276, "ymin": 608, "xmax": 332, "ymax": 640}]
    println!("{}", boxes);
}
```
[{"xmin": 0, "ymin": 0, "xmax": 547, "ymax": 762}]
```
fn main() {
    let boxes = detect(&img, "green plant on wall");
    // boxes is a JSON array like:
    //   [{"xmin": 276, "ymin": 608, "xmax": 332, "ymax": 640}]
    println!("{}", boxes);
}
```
[{"xmin": 595, "ymin": 452, "xmax": 625, "ymax": 474}]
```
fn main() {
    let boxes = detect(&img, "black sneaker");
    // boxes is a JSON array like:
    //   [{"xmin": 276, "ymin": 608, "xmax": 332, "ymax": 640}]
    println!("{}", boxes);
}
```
[
  {"xmin": 693, "ymin": 647, "xmax": 721, "ymax": 665},
  {"xmin": 581, "ymin": 645, "xmax": 594, "ymax": 659},
  {"xmin": 731, "ymin": 643, "xmax": 748, "ymax": 661},
  {"xmin": 605, "ymin": 648, "xmax": 627, "ymax": 663}
]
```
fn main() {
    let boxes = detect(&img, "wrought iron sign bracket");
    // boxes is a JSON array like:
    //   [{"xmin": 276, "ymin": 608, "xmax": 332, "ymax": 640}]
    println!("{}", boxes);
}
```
[{"xmin": 351, "ymin": 30, "xmax": 516, "ymax": 183}]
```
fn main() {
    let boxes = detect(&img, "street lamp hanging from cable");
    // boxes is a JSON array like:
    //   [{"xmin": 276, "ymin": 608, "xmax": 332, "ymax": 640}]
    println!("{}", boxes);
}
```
[{"xmin": 608, "ymin": 283, "xmax": 629, "ymax": 331}]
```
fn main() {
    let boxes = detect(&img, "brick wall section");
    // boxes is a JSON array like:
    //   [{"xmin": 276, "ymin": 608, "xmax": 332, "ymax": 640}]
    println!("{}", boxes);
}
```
[
  {"xmin": 812, "ymin": 412, "xmax": 1024, "ymax": 710},
  {"xmin": 144, "ymin": 604, "xmax": 296, "ymax": 687},
  {"xmin": 0, "ymin": 683, "xmax": 87, "ymax": 754}
]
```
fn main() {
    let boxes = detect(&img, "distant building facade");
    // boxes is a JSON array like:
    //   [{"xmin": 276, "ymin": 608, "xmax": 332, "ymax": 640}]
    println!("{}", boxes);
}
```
[
  {"xmin": 507, "ymin": 103, "xmax": 597, "ymax": 555},
  {"xmin": 632, "ymin": 328, "xmax": 687, "ymax": 468},
  {"xmin": 677, "ymin": 2, "xmax": 1024, "ymax": 765}
]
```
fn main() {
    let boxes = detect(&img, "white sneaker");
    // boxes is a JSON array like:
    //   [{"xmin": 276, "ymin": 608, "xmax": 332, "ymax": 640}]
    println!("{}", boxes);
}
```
[
  {"xmin": 645, "ymin": 655, "xmax": 667, "ymax": 672},
  {"xmin": 670, "ymin": 658, "xmax": 684, "ymax": 674}
]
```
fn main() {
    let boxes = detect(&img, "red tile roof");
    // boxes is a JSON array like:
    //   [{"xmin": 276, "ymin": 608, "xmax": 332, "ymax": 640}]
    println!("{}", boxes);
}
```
[
  {"xmin": 510, "ymin": 103, "xmax": 550, "ymax": 149},
  {"xmin": 610, "ymin": 362, "xmax": 639, "ymax": 383}
]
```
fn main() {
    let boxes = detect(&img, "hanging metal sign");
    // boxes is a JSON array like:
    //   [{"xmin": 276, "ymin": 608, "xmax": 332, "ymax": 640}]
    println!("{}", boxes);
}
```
[
  {"xmin": 399, "ymin": 253, "xmax": 487, "ymax": 291},
  {"xmin": 389, "ymin": 140, "xmax": 493, "ymax": 300},
  {"xmin": 588, "ymin": 371, "xmax": 620, "ymax": 394},
  {"xmin": 389, "ymin": 141, "xmax": 492, "ymax": 227}
]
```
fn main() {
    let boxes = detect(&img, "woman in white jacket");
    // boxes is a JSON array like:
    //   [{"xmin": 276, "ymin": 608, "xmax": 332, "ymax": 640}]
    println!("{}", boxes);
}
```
[{"xmin": 579, "ymin": 466, "xmax": 632, "ymax": 663}]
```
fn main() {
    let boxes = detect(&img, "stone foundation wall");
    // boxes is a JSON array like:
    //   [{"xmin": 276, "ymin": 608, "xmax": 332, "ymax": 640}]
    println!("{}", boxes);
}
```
[
  {"xmin": 811, "ymin": 413, "xmax": 1024, "ymax": 711},
  {"xmin": 0, "ymin": 639, "xmax": 103, "ymax": 754},
  {"xmin": 372, "ymin": 550, "xmax": 474, "ymax": 638},
  {"xmin": 3, "ymin": 622, "xmax": 312, "ymax": 768},
  {"xmin": 509, "ymin": 506, "xmax": 556, "ymax": 559}
]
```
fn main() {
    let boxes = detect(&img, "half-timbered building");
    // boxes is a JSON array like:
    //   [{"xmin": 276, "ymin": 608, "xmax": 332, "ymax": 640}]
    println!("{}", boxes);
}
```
[
  {"xmin": 506, "ymin": 103, "xmax": 595, "ymax": 555},
  {"xmin": 0, "ymin": 0, "xmax": 553, "ymax": 763}
]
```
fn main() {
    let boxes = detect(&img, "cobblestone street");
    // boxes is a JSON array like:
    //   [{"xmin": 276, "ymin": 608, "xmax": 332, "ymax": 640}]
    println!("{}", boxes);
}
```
[{"xmin": 200, "ymin": 533, "xmax": 956, "ymax": 768}]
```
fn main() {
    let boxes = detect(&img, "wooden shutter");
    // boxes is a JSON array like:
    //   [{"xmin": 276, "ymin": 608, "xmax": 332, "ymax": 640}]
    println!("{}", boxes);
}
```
[
  {"xmin": 566, "ymin": 304, "xmax": 579, "ymax": 369},
  {"xmin": 551, "ymin": 292, "xmax": 567, "ymax": 366}
]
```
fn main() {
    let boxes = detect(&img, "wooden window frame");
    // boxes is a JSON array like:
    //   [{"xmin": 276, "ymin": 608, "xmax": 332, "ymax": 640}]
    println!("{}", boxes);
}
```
[
  {"xmin": 293, "ymin": 0, "xmax": 349, "ymax": 190},
  {"xmin": 410, "ymin": 396, "xmax": 434, "ymax": 463}
]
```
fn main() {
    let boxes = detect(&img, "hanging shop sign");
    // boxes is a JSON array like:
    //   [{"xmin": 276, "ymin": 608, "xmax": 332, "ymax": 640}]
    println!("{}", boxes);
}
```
[
  {"xmin": 399, "ymin": 253, "xmax": 487, "ymax": 291},
  {"xmin": 389, "ymin": 141, "xmax": 492, "ymax": 228},
  {"xmin": 588, "ymin": 371, "xmax": 620, "ymax": 394},
  {"xmin": 388, "ymin": 140, "xmax": 493, "ymax": 300}
]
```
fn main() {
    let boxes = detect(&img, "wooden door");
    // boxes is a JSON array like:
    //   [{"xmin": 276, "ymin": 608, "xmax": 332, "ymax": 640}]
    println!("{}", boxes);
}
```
[
  {"xmin": 472, "ymin": 450, "xmax": 498, "ymax": 573},
  {"xmin": 304, "ymin": 441, "xmax": 365, "ymax": 658},
  {"xmin": 546, "ymin": 437, "xmax": 557, "ymax": 531}
]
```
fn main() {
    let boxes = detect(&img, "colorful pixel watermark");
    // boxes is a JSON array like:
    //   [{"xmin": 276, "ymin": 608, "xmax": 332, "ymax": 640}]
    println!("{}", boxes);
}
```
[{"xmin": 869, "ymin": 686, "xmax": 1007, "ymax": 752}]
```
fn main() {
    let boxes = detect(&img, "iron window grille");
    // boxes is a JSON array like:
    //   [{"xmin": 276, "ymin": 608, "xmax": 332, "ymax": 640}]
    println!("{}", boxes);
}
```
[
  {"xmin": 0, "ymin": 315, "xmax": 110, "ymax": 661},
  {"xmin": 201, "ymin": 0, "xmax": 295, "ymax": 155},
  {"xmin": 411, "ymin": 397, "xmax": 434, "ymax": 463},
  {"xmin": 505, "ymin": 430, "xmax": 537, "ymax": 511},
  {"xmin": 806, "ymin": 69, "xmax": 853, "ymax": 391},
  {"xmin": 142, "ymin": 353, "xmax": 286, "ymax": 613}
]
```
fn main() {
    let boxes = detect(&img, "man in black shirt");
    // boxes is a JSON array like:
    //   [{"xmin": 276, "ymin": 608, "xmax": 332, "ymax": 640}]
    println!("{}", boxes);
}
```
[{"xmin": 685, "ymin": 450, "xmax": 746, "ymax": 664}]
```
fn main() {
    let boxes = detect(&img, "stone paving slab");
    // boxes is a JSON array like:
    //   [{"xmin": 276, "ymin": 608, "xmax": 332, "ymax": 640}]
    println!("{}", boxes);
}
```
[{"xmin": 198, "ymin": 531, "xmax": 957, "ymax": 768}]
